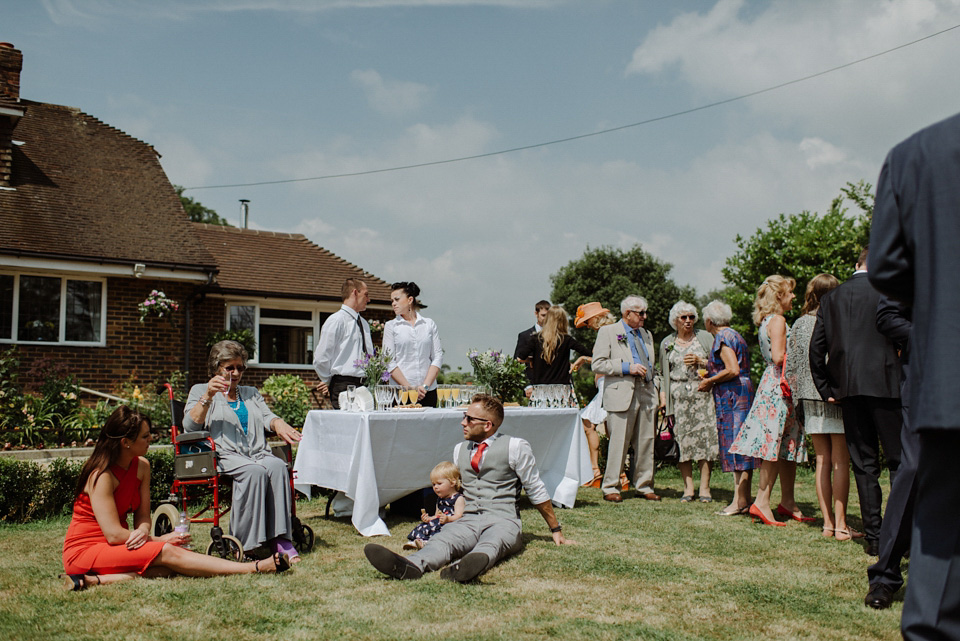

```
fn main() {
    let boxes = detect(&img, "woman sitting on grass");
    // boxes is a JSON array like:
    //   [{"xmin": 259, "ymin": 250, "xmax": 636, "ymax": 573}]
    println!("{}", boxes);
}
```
[{"xmin": 61, "ymin": 406, "xmax": 290, "ymax": 591}]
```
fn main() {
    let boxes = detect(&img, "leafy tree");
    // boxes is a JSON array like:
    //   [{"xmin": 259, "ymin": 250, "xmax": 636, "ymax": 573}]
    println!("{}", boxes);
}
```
[
  {"xmin": 721, "ymin": 181, "xmax": 873, "ymax": 346},
  {"xmin": 175, "ymin": 186, "xmax": 232, "ymax": 226}
]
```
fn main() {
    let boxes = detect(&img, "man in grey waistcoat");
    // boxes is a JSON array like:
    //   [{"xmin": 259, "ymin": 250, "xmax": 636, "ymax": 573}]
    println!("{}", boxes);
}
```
[{"xmin": 364, "ymin": 394, "xmax": 575, "ymax": 582}]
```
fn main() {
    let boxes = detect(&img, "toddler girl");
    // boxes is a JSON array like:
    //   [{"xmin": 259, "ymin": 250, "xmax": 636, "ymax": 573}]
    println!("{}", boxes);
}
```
[{"xmin": 403, "ymin": 461, "xmax": 465, "ymax": 550}]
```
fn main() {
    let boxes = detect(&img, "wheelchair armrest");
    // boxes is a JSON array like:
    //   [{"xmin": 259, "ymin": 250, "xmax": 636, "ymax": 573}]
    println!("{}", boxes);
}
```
[{"xmin": 177, "ymin": 431, "xmax": 211, "ymax": 444}]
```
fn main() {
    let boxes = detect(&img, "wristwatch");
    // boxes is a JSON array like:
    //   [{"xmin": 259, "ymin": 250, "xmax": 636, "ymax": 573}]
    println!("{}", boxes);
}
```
[{"xmin": 550, "ymin": 524, "xmax": 562, "ymax": 533}]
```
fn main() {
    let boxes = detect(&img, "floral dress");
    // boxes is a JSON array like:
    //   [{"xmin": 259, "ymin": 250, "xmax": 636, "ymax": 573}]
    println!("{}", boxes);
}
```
[
  {"xmin": 667, "ymin": 341, "xmax": 718, "ymax": 462},
  {"xmin": 709, "ymin": 328, "xmax": 758, "ymax": 472},
  {"xmin": 407, "ymin": 492, "xmax": 462, "ymax": 543},
  {"xmin": 729, "ymin": 316, "xmax": 806, "ymax": 462}
]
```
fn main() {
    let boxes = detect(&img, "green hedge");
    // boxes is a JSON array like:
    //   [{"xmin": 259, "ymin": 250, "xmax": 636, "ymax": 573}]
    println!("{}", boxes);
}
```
[{"xmin": 0, "ymin": 450, "xmax": 176, "ymax": 524}]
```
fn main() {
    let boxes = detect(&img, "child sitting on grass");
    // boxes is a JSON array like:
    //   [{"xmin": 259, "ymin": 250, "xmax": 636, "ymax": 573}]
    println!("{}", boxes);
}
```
[{"xmin": 403, "ymin": 461, "xmax": 465, "ymax": 550}]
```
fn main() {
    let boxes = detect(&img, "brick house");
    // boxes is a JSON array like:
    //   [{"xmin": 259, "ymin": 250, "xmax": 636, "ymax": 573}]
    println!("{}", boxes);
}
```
[{"xmin": 0, "ymin": 43, "xmax": 392, "ymax": 396}]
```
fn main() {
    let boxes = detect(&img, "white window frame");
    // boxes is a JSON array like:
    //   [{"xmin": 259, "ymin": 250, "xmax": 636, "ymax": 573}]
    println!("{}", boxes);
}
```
[
  {"xmin": 0, "ymin": 271, "xmax": 108, "ymax": 347},
  {"xmin": 225, "ymin": 299, "xmax": 339, "ymax": 370}
]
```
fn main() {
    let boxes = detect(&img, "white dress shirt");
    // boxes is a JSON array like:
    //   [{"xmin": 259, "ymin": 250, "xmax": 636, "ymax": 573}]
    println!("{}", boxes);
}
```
[
  {"xmin": 382, "ymin": 312, "xmax": 444, "ymax": 390},
  {"xmin": 313, "ymin": 305, "xmax": 373, "ymax": 383},
  {"xmin": 453, "ymin": 433, "xmax": 552, "ymax": 506}
]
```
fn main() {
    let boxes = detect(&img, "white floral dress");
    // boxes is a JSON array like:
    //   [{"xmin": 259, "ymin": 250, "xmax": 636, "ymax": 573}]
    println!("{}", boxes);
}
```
[{"xmin": 667, "ymin": 341, "xmax": 718, "ymax": 462}]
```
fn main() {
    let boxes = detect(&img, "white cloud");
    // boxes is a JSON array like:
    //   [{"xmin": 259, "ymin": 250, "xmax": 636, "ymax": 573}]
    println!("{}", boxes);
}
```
[
  {"xmin": 350, "ymin": 69, "xmax": 433, "ymax": 117},
  {"xmin": 798, "ymin": 137, "xmax": 847, "ymax": 169}
]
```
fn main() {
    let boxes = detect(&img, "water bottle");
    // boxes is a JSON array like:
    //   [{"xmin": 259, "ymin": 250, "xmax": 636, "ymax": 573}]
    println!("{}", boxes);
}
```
[{"xmin": 174, "ymin": 510, "xmax": 192, "ymax": 549}]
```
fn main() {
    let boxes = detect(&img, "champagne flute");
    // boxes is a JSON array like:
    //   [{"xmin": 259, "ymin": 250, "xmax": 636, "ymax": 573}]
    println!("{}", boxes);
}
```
[{"xmin": 346, "ymin": 384, "xmax": 356, "ymax": 411}]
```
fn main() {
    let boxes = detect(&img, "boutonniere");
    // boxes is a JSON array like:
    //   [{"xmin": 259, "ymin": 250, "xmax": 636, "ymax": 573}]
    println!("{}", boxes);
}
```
[
  {"xmin": 616, "ymin": 333, "xmax": 627, "ymax": 344},
  {"xmin": 665, "ymin": 341, "xmax": 675, "ymax": 353}
]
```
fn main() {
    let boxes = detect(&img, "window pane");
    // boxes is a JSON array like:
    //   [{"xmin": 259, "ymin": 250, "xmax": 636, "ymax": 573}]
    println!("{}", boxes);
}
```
[
  {"xmin": 65, "ymin": 280, "xmax": 102, "ymax": 342},
  {"xmin": 229, "ymin": 305, "xmax": 256, "ymax": 331},
  {"xmin": 259, "ymin": 324, "xmax": 313, "ymax": 364},
  {"xmin": 261, "ymin": 308, "xmax": 312, "ymax": 321},
  {"xmin": 0, "ymin": 275, "xmax": 12, "ymax": 339},
  {"xmin": 18, "ymin": 276, "xmax": 60, "ymax": 341}
]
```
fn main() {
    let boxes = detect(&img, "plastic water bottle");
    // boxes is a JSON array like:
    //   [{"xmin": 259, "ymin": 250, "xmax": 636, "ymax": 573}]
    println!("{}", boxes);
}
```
[{"xmin": 174, "ymin": 510, "xmax": 192, "ymax": 550}]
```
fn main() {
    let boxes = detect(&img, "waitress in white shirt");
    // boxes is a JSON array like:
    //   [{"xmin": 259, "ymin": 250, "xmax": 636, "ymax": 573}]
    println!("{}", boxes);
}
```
[{"xmin": 383, "ymin": 282, "xmax": 444, "ymax": 407}]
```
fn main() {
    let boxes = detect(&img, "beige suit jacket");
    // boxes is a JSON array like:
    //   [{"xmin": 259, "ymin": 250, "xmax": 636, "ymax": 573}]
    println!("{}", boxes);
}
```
[{"xmin": 592, "ymin": 321, "xmax": 657, "ymax": 413}]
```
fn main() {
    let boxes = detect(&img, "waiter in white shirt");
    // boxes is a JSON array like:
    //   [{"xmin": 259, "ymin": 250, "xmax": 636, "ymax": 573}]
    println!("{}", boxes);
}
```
[{"xmin": 314, "ymin": 278, "xmax": 373, "ymax": 409}]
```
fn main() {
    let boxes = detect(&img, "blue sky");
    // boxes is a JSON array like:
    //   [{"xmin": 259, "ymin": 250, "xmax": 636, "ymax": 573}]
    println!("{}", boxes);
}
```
[{"xmin": 8, "ymin": 0, "xmax": 960, "ymax": 369}]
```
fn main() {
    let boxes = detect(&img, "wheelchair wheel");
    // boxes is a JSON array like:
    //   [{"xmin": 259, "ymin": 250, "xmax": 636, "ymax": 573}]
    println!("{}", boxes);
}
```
[
  {"xmin": 206, "ymin": 534, "xmax": 243, "ymax": 562},
  {"xmin": 151, "ymin": 504, "xmax": 180, "ymax": 538},
  {"xmin": 294, "ymin": 523, "xmax": 315, "ymax": 554}
]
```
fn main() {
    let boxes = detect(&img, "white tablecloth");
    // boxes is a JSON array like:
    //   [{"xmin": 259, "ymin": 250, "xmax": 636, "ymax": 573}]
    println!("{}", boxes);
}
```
[{"xmin": 293, "ymin": 407, "xmax": 591, "ymax": 536}]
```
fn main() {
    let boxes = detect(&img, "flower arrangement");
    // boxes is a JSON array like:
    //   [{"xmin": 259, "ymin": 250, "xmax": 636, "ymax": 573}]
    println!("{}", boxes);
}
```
[
  {"xmin": 467, "ymin": 348, "xmax": 528, "ymax": 403},
  {"xmin": 354, "ymin": 347, "xmax": 393, "ymax": 387},
  {"xmin": 368, "ymin": 319, "xmax": 385, "ymax": 335},
  {"xmin": 138, "ymin": 290, "xmax": 180, "ymax": 323}
]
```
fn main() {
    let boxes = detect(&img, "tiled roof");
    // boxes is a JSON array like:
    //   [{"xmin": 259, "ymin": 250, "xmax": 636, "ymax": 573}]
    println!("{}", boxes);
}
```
[
  {"xmin": 0, "ymin": 99, "xmax": 216, "ymax": 270},
  {"xmin": 193, "ymin": 223, "xmax": 392, "ymax": 303}
]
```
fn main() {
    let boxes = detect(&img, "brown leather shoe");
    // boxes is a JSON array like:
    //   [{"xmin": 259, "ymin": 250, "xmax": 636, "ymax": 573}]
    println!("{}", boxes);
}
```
[
  {"xmin": 640, "ymin": 492, "xmax": 661, "ymax": 501},
  {"xmin": 603, "ymin": 493, "xmax": 623, "ymax": 503}
]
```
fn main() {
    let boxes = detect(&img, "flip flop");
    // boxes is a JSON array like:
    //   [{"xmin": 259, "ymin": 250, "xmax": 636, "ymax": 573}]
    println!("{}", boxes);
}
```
[{"xmin": 680, "ymin": 495, "xmax": 694, "ymax": 503}]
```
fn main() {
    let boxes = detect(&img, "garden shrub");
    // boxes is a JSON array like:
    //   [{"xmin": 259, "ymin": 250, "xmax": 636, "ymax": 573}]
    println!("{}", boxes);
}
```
[
  {"xmin": 261, "ymin": 374, "xmax": 311, "ymax": 427},
  {"xmin": 42, "ymin": 457, "xmax": 83, "ymax": 517},
  {"xmin": 0, "ymin": 458, "xmax": 46, "ymax": 523}
]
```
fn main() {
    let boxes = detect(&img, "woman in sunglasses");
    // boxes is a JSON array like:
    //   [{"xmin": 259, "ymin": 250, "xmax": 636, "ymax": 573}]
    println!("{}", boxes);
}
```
[{"xmin": 184, "ymin": 340, "xmax": 303, "ymax": 562}]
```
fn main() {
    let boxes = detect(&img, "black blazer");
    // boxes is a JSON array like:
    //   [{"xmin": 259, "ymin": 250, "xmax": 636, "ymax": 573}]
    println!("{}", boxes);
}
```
[
  {"xmin": 513, "ymin": 326, "xmax": 537, "ymax": 359},
  {"xmin": 516, "ymin": 333, "xmax": 590, "ymax": 386},
  {"xmin": 869, "ymin": 111, "xmax": 960, "ymax": 430},
  {"xmin": 809, "ymin": 273, "xmax": 901, "ymax": 401}
]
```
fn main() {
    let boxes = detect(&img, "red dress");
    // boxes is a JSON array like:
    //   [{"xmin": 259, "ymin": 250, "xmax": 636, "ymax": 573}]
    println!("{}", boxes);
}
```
[{"xmin": 62, "ymin": 458, "xmax": 166, "ymax": 575}]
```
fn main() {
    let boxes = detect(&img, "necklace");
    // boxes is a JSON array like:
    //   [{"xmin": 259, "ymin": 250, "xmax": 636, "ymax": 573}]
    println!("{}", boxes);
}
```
[{"xmin": 228, "ymin": 396, "xmax": 241, "ymax": 410}]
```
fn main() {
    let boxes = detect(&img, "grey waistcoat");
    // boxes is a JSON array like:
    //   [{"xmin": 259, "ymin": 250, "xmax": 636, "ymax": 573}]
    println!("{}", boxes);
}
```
[{"xmin": 458, "ymin": 435, "xmax": 521, "ymax": 519}]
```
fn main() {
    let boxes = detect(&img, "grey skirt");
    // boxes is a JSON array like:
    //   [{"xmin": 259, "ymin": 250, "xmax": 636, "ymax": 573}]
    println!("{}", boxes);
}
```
[{"xmin": 800, "ymin": 399, "xmax": 844, "ymax": 435}]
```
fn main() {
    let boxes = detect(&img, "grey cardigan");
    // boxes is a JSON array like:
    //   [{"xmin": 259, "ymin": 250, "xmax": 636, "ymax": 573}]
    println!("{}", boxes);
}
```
[
  {"xmin": 658, "ymin": 330, "xmax": 714, "ymax": 417},
  {"xmin": 182, "ymin": 384, "xmax": 279, "ymax": 461}
]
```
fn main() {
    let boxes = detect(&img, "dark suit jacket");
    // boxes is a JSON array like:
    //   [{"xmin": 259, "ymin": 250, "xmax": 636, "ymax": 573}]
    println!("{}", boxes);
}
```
[
  {"xmin": 868, "ymin": 111, "xmax": 960, "ymax": 430},
  {"xmin": 514, "ymin": 326, "xmax": 537, "ymax": 385},
  {"xmin": 809, "ymin": 273, "xmax": 901, "ymax": 401}
]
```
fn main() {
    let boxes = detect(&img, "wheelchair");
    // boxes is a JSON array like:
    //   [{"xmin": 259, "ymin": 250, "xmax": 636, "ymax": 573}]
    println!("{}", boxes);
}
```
[{"xmin": 150, "ymin": 383, "xmax": 314, "ymax": 560}]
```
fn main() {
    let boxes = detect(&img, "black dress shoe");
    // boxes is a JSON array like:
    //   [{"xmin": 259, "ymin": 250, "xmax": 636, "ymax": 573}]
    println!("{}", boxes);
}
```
[
  {"xmin": 364, "ymin": 543, "xmax": 423, "ymax": 580},
  {"xmin": 865, "ymin": 583, "xmax": 895, "ymax": 609},
  {"xmin": 865, "ymin": 540, "xmax": 880, "ymax": 556},
  {"xmin": 439, "ymin": 552, "xmax": 489, "ymax": 583}
]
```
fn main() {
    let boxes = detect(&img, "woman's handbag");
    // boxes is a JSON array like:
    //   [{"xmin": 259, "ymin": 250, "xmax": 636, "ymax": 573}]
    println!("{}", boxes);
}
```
[{"xmin": 654, "ymin": 413, "xmax": 680, "ymax": 464}]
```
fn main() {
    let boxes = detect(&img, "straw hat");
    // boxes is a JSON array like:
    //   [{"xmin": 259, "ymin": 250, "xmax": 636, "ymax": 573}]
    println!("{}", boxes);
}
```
[{"xmin": 574, "ymin": 301, "xmax": 610, "ymax": 328}]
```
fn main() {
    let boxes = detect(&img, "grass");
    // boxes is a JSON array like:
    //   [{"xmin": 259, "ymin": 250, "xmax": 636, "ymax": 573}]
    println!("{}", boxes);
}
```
[{"xmin": 0, "ymin": 466, "xmax": 903, "ymax": 641}]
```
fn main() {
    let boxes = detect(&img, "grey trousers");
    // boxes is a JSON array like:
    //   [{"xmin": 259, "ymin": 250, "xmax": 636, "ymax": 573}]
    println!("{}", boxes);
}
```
[
  {"xmin": 220, "ymin": 452, "xmax": 293, "ymax": 550},
  {"xmin": 602, "ymin": 382, "xmax": 657, "ymax": 496},
  {"xmin": 407, "ymin": 513, "xmax": 523, "ymax": 573}
]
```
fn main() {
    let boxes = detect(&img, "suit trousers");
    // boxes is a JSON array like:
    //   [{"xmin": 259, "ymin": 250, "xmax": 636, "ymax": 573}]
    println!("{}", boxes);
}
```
[
  {"xmin": 868, "ymin": 376, "xmax": 916, "ymax": 592},
  {"xmin": 407, "ymin": 513, "xmax": 523, "ymax": 574},
  {"xmin": 901, "ymin": 432, "xmax": 960, "ymax": 641},
  {"xmin": 841, "ymin": 395, "xmax": 902, "ymax": 543},
  {"xmin": 601, "ymin": 380, "xmax": 656, "ymax": 496}
]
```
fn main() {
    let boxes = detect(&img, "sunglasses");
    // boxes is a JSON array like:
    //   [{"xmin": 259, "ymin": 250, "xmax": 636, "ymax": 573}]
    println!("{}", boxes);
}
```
[
  {"xmin": 222, "ymin": 364, "xmax": 246, "ymax": 373},
  {"xmin": 463, "ymin": 413, "xmax": 489, "ymax": 424},
  {"xmin": 679, "ymin": 315, "xmax": 696, "ymax": 320}
]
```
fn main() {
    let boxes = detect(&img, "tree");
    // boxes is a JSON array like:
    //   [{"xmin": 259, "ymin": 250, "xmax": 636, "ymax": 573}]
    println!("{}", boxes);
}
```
[
  {"xmin": 174, "ymin": 186, "xmax": 232, "ymax": 226},
  {"xmin": 721, "ymin": 181, "xmax": 873, "ymax": 346}
]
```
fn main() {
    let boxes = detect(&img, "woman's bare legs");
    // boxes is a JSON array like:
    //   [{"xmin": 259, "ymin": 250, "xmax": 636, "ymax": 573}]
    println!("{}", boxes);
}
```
[
  {"xmin": 698, "ymin": 460, "xmax": 713, "ymax": 499},
  {"xmin": 830, "ymin": 434, "xmax": 861, "ymax": 539},
  {"xmin": 678, "ymin": 461, "xmax": 695, "ymax": 497},
  {"xmin": 812, "ymin": 434, "xmax": 835, "ymax": 534},
  {"xmin": 722, "ymin": 469, "xmax": 753, "ymax": 514},
  {"xmin": 152, "ymin": 544, "xmax": 283, "ymax": 577},
  {"xmin": 752, "ymin": 459, "xmax": 780, "ymax": 521},
  {"xmin": 581, "ymin": 418, "xmax": 601, "ymax": 479},
  {"xmin": 777, "ymin": 460, "xmax": 800, "ymax": 514}
]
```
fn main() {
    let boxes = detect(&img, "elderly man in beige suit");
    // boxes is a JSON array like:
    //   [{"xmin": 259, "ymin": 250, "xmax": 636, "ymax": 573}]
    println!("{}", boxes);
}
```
[{"xmin": 592, "ymin": 295, "xmax": 661, "ymax": 503}]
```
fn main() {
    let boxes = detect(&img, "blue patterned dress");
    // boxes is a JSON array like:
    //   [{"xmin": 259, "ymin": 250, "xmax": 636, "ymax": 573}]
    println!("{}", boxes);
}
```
[
  {"xmin": 729, "ymin": 316, "xmax": 806, "ymax": 463},
  {"xmin": 709, "ymin": 327, "xmax": 758, "ymax": 472},
  {"xmin": 407, "ymin": 492, "xmax": 463, "ymax": 543}
]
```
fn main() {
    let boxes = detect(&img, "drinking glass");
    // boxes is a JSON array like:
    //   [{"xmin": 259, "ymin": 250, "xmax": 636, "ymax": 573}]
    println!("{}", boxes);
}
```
[
  {"xmin": 450, "ymin": 386, "xmax": 461, "ymax": 407},
  {"xmin": 346, "ymin": 385, "xmax": 356, "ymax": 411}
]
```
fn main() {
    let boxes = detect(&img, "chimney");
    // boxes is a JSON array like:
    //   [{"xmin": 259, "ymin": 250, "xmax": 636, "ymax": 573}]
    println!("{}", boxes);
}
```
[
  {"xmin": 239, "ymin": 199, "xmax": 249, "ymax": 228},
  {"xmin": 0, "ymin": 43, "xmax": 22, "ymax": 103},
  {"xmin": 0, "ymin": 43, "xmax": 23, "ymax": 189}
]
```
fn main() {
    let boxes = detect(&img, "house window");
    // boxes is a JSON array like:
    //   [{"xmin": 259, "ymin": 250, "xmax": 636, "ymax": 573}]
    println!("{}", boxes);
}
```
[
  {"xmin": 227, "ymin": 303, "xmax": 330, "ymax": 366},
  {"xmin": 0, "ymin": 273, "xmax": 106, "ymax": 345}
]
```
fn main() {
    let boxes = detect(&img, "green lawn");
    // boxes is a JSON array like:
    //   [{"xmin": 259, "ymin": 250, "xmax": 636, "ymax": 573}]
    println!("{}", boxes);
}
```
[{"xmin": 0, "ymin": 466, "xmax": 902, "ymax": 641}]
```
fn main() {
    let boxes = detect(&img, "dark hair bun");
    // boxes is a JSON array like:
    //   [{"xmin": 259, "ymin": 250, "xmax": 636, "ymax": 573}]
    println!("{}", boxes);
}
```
[{"xmin": 390, "ymin": 281, "xmax": 420, "ymax": 298}]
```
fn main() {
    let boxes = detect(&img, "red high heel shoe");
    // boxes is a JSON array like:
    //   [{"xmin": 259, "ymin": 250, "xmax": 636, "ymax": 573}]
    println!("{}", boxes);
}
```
[
  {"xmin": 776, "ymin": 504, "xmax": 816, "ymax": 523},
  {"xmin": 749, "ymin": 504, "xmax": 786, "ymax": 527}
]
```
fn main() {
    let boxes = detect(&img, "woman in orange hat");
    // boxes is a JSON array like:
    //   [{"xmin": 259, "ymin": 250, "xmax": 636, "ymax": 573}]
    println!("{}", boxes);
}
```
[{"xmin": 574, "ymin": 302, "xmax": 616, "ymax": 487}]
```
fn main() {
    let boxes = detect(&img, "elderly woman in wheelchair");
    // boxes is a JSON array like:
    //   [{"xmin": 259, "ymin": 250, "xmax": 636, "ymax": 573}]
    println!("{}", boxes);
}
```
[{"xmin": 184, "ymin": 340, "xmax": 303, "ymax": 563}]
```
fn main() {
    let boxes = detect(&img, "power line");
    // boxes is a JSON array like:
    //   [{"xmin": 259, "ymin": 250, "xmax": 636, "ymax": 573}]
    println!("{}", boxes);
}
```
[{"xmin": 183, "ymin": 23, "xmax": 960, "ymax": 192}]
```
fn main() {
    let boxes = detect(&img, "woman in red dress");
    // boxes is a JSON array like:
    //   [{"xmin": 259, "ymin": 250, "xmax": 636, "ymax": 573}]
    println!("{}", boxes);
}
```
[{"xmin": 62, "ymin": 406, "xmax": 290, "ymax": 590}]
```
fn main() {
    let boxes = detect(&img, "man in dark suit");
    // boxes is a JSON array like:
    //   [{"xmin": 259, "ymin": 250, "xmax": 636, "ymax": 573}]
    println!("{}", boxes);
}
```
[
  {"xmin": 864, "ymin": 296, "xmax": 914, "ymax": 609},
  {"xmin": 809, "ymin": 248, "xmax": 902, "ymax": 557},
  {"xmin": 514, "ymin": 300, "xmax": 550, "ymax": 388},
  {"xmin": 868, "ymin": 111, "xmax": 960, "ymax": 640}
]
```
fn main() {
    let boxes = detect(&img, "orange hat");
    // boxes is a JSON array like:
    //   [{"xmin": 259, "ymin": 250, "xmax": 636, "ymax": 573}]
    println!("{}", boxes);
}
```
[{"xmin": 574, "ymin": 302, "xmax": 610, "ymax": 328}]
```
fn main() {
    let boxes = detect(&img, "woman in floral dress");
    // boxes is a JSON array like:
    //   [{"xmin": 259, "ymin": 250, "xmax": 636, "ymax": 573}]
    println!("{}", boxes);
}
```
[
  {"xmin": 729, "ymin": 275, "xmax": 810, "ymax": 527},
  {"xmin": 659, "ymin": 301, "xmax": 718, "ymax": 502}
]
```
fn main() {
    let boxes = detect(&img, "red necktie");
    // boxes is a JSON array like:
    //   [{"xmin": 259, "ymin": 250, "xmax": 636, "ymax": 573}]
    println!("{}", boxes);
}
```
[{"xmin": 471, "ymin": 442, "xmax": 488, "ymax": 473}]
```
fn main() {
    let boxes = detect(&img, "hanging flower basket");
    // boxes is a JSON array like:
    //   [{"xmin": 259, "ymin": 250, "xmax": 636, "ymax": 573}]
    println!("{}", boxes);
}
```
[{"xmin": 138, "ymin": 290, "xmax": 180, "ymax": 324}]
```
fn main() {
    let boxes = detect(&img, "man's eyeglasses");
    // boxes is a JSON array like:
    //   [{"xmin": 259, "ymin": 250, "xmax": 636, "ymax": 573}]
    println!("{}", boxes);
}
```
[
  {"xmin": 463, "ymin": 413, "xmax": 489, "ymax": 424},
  {"xmin": 222, "ymin": 364, "xmax": 246, "ymax": 373},
  {"xmin": 626, "ymin": 309, "xmax": 648, "ymax": 317}
]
